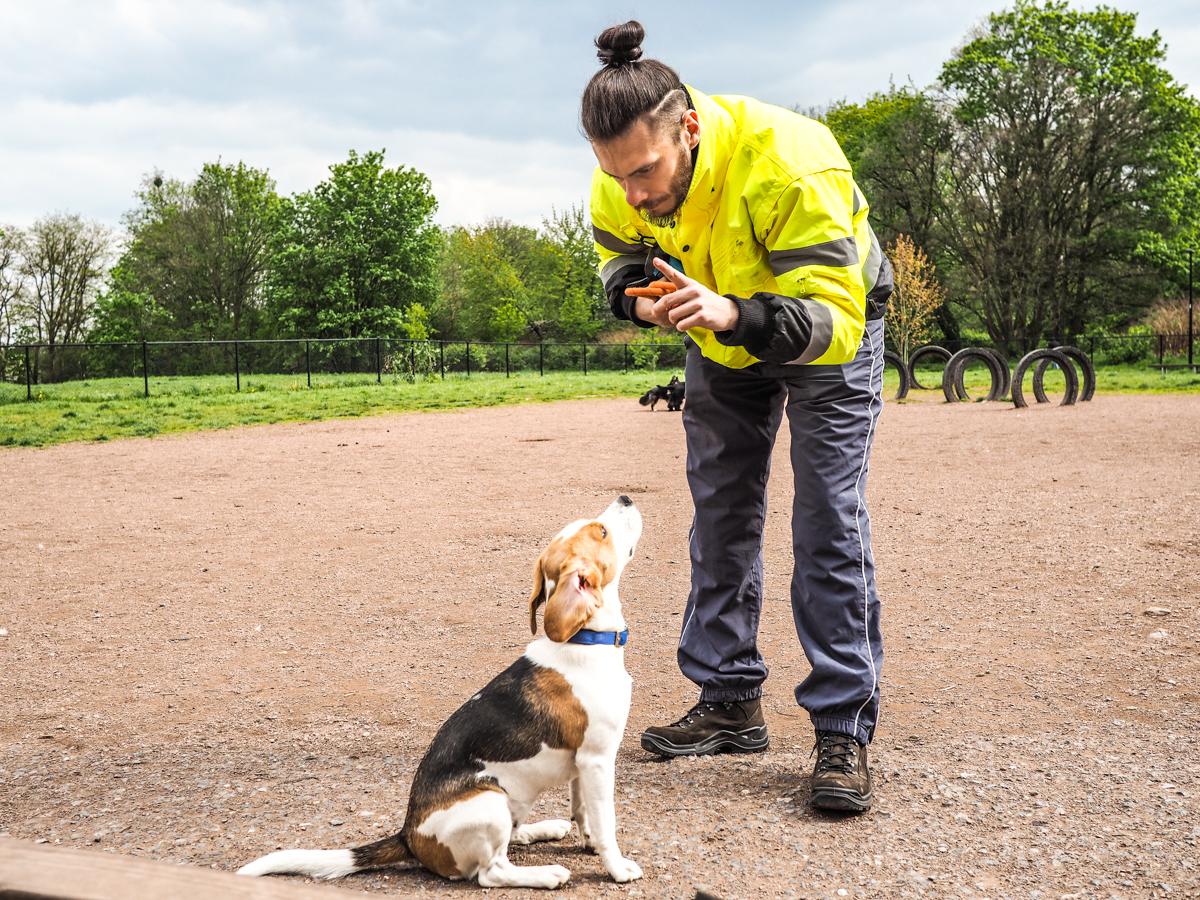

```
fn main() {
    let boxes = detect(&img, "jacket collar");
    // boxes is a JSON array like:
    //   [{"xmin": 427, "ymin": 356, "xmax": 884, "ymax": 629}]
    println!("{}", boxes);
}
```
[{"xmin": 677, "ymin": 84, "xmax": 736, "ymax": 226}]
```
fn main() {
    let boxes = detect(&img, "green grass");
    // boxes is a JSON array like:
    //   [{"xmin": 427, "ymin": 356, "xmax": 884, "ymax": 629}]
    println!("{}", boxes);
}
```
[
  {"xmin": 0, "ymin": 371, "xmax": 678, "ymax": 448},
  {"xmin": 903, "ymin": 361, "xmax": 1200, "ymax": 400},
  {"xmin": 1, "ymin": 363, "xmax": 1196, "ymax": 449}
]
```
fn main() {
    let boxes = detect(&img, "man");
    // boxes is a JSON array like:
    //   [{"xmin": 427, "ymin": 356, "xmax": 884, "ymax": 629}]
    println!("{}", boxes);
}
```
[{"xmin": 581, "ymin": 21, "xmax": 892, "ymax": 814}]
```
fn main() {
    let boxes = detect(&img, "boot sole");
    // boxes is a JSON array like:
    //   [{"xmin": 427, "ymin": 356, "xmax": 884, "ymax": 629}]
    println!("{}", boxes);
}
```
[
  {"xmin": 640, "ymin": 726, "xmax": 769, "ymax": 758},
  {"xmin": 811, "ymin": 786, "xmax": 873, "ymax": 813}
]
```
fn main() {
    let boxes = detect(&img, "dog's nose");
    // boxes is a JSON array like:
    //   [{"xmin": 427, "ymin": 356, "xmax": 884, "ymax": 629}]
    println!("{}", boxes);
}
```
[{"xmin": 617, "ymin": 495, "xmax": 633, "ymax": 507}]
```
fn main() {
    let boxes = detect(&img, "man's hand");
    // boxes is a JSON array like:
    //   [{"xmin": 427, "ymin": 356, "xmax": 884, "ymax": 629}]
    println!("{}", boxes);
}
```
[{"xmin": 649, "ymin": 257, "xmax": 739, "ymax": 333}]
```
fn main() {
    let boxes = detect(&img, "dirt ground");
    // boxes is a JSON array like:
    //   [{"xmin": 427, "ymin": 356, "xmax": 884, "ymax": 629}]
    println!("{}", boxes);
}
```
[{"xmin": 2, "ymin": 393, "xmax": 1198, "ymax": 899}]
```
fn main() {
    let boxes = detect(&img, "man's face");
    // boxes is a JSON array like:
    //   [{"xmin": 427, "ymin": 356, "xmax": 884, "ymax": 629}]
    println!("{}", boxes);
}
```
[{"xmin": 593, "ymin": 112, "xmax": 699, "ymax": 226}]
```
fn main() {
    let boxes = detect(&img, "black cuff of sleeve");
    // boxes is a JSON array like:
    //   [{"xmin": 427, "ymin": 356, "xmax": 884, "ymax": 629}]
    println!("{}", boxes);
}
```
[
  {"xmin": 715, "ymin": 295, "xmax": 772, "ymax": 349},
  {"xmin": 623, "ymin": 292, "xmax": 658, "ymax": 329},
  {"xmin": 607, "ymin": 270, "xmax": 659, "ymax": 328}
]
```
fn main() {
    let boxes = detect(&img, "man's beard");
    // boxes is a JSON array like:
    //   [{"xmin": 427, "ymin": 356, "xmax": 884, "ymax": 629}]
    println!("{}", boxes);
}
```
[{"xmin": 637, "ymin": 143, "xmax": 695, "ymax": 228}]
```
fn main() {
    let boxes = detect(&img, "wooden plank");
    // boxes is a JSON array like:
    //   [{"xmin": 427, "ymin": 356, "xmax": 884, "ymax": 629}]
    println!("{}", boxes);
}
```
[{"xmin": 0, "ymin": 838, "xmax": 365, "ymax": 900}]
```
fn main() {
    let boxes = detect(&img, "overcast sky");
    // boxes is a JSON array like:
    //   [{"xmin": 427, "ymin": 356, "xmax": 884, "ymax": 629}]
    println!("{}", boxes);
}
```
[{"xmin": 2, "ymin": 1, "xmax": 1197, "ymax": 233}]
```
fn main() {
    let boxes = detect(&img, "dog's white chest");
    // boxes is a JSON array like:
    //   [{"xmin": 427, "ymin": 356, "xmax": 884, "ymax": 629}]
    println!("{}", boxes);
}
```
[{"xmin": 480, "ymin": 744, "xmax": 576, "ymax": 805}]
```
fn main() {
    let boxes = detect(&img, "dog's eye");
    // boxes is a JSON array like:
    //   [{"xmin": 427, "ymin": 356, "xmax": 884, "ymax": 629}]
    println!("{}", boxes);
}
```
[{"xmin": 600, "ymin": 526, "xmax": 608, "ymax": 539}]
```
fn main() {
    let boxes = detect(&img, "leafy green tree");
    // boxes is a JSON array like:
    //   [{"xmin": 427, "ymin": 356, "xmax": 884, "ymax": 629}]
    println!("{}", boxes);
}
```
[
  {"xmin": 542, "ymin": 204, "xmax": 607, "ymax": 323},
  {"xmin": 114, "ymin": 162, "xmax": 281, "ymax": 340},
  {"xmin": 267, "ymin": 150, "xmax": 439, "ymax": 342},
  {"xmin": 823, "ymin": 87, "xmax": 959, "ymax": 341},
  {"xmin": 938, "ymin": 1, "xmax": 1200, "ymax": 345},
  {"xmin": 431, "ymin": 207, "xmax": 608, "ymax": 343}
]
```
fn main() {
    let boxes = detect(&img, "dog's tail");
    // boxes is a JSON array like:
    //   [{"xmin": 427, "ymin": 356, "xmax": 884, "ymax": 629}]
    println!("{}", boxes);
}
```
[
  {"xmin": 237, "ymin": 831, "xmax": 414, "ymax": 880},
  {"xmin": 638, "ymin": 390, "xmax": 653, "ymax": 406}
]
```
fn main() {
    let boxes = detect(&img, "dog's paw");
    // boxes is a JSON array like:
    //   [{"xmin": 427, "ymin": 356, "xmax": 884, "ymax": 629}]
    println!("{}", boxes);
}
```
[
  {"xmin": 541, "ymin": 864, "xmax": 572, "ymax": 888},
  {"xmin": 513, "ymin": 819, "xmax": 572, "ymax": 844},
  {"xmin": 605, "ymin": 856, "xmax": 643, "ymax": 883}
]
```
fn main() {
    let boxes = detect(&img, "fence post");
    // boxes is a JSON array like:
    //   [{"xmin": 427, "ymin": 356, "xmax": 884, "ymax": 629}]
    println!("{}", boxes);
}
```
[
  {"xmin": 623, "ymin": 343, "xmax": 629, "ymax": 373},
  {"xmin": 410, "ymin": 342, "xmax": 416, "ymax": 378},
  {"xmin": 142, "ymin": 340, "xmax": 149, "ymax": 398},
  {"xmin": 1159, "ymin": 334, "xmax": 1165, "ymax": 366},
  {"xmin": 539, "ymin": 342, "xmax": 544, "ymax": 377},
  {"xmin": 1089, "ymin": 335, "xmax": 1095, "ymax": 361},
  {"xmin": 439, "ymin": 340, "xmax": 445, "ymax": 380},
  {"xmin": 505, "ymin": 342, "xmax": 510, "ymax": 378},
  {"xmin": 305, "ymin": 340, "xmax": 311, "ymax": 388},
  {"xmin": 582, "ymin": 344, "xmax": 588, "ymax": 375},
  {"xmin": 234, "ymin": 340, "xmax": 241, "ymax": 391},
  {"xmin": 24, "ymin": 344, "xmax": 32, "ymax": 401},
  {"xmin": 376, "ymin": 337, "xmax": 382, "ymax": 384},
  {"xmin": 466, "ymin": 340, "xmax": 471, "ymax": 377},
  {"xmin": 1188, "ymin": 247, "xmax": 1194, "ymax": 369}
]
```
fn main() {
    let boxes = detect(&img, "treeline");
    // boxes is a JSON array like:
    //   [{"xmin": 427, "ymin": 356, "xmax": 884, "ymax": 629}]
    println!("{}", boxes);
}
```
[
  {"xmin": 0, "ymin": 150, "xmax": 615, "ymax": 371},
  {"xmin": 820, "ymin": 1, "xmax": 1200, "ymax": 349},
  {"xmin": 3, "ymin": 1, "xmax": 1198, "ymax": 371}
]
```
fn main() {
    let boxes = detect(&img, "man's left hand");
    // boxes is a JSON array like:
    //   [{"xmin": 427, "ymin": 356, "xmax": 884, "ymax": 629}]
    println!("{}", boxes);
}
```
[{"xmin": 651, "ymin": 257, "xmax": 739, "ymax": 333}]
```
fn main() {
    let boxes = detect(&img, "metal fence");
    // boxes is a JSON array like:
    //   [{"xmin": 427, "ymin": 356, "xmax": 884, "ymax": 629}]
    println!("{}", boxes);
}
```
[
  {"xmin": 1, "ymin": 331, "xmax": 1194, "ymax": 402},
  {"xmin": 0, "ymin": 337, "xmax": 689, "ymax": 400}
]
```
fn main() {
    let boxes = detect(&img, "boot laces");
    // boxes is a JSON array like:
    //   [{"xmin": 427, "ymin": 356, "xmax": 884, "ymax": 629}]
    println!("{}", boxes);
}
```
[
  {"xmin": 670, "ymin": 700, "xmax": 727, "ymax": 728},
  {"xmin": 811, "ymin": 732, "xmax": 857, "ymax": 774}
]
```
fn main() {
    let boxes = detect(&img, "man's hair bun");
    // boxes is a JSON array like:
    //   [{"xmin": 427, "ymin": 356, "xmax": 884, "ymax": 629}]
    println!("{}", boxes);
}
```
[{"xmin": 595, "ymin": 20, "xmax": 644, "ymax": 66}]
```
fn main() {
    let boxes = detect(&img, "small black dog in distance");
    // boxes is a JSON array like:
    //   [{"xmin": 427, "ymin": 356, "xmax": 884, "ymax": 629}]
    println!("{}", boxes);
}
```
[{"xmin": 638, "ymin": 375, "xmax": 685, "ymax": 412}]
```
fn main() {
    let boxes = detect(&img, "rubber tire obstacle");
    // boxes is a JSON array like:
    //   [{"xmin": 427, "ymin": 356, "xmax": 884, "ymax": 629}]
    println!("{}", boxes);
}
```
[
  {"xmin": 1031, "ymin": 345, "xmax": 1096, "ymax": 404},
  {"xmin": 1011, "ymin": 348, "xmax": 1080, "ymax": 408},
  {"xmin": 907, "ymin": 344, "xmax": 952, "ymax": 390},
  {"xmin": 883, "ymin": 350, "xmax": 910, "ymax": 400},
  {"xmin": 942, "ymin": 347, "xmax": 1006, "ymax": 402}
]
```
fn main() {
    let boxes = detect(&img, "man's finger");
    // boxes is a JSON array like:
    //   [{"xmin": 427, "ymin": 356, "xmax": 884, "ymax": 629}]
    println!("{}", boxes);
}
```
[
  {"xmin": 652, "ymin": 257, "xmax": 690, "ymax": 287},
  {"xmin": 667, "ymin": 299, "xmax": 701, "ymax": 325}
]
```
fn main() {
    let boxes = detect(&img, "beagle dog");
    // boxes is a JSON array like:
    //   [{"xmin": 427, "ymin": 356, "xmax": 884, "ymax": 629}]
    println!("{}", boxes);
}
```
[{"xmin": 238, "ymin": 496, "xmax": 643, "ymax": 889}]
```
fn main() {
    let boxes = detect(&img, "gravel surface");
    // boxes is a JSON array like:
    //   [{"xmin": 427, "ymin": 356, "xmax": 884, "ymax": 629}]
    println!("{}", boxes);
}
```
[{"xmin": 2, "ymin": 394, "xmax": 1198, "ymax": 898}]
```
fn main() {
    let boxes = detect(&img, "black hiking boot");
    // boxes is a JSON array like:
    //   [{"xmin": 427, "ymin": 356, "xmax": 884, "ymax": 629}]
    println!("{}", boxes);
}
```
[
  {"xmin": 810, "ymin": 731, "xmax": 873, "ymax": 813},
  {"xmin": 640, "ymin": 698, "xmax": 769, "ymax": 757}
]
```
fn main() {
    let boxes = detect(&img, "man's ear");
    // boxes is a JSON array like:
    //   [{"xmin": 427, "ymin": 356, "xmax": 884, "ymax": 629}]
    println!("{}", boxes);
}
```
[
  {"xmin": 543, "ymin": 566, "xmax": 602, "ymax": 643},
  {"xmin": 682, "ymin": 108, "xmax": 700, "ymax": 148}
]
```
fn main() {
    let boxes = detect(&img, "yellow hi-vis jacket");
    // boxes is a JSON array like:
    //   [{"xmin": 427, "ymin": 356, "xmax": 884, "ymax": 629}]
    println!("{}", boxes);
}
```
[{"xmin": 590, "ymin": 85, "xmax": 891, "ymax": 369}]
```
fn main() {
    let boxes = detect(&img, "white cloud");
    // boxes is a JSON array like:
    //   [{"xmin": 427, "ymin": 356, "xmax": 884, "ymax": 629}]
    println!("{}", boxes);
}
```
[{"xmin": 0, "ymin": 0, "xmax": 1195, "ymax": 233}]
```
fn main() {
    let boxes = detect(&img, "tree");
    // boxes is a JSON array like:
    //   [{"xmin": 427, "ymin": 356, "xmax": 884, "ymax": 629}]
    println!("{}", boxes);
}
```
[
  {"xmin": 937, "ymin": 1, "xmax": 1200, "ymax": 346},
  {"xmin": 20, "ymin": 214, "xmax": 112, "ymax": 347},
  {"xmin": 823, "ymin": 88, "xmax": 961, "ymax": 342},
  {"xmin": 885, "ymin": 235, "xmax": 945, "ymax": 363},
  {"xmin": 542, "ymin": 204, "xmax": 607, "ymax": 323},
  {"xmin": 267, "ymin": 150, "xmax": 440, "ymax": 344},
  {"xmin": 431, "ymin": 208, "xmax": 609, "ymax": 343},
  {"xmin": 114, "ymin": 162, "xmax": 281, "ymax": 341},
  {"xmin": 0, "ymin": 226, "xmax": 22, "ymax": 347}
]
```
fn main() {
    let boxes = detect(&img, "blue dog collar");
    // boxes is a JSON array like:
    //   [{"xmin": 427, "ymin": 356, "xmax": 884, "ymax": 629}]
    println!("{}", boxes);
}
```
[{"xmin": 568, "ymin": 628, "xmax": 629, "ymax": 647}]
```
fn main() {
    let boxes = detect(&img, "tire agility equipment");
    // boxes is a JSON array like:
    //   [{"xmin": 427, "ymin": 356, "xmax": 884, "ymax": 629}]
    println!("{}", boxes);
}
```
[
  {"xmin": 1012, "ymin": 348, "xmax": 1079, "ymax": 408},
  {"xmin": 943, "ymin": 347, "xmax": 1005, "ymax": 402},
  {"xmin": 979, "ymin": 348, "xmax": 1012, "ymax": 399},
  {"xmin": 1031, "ymin": 345, "xmax": 1096, "ymax": 403},
  {"xmin": 951, "ymin": 347, "xmax": 1011, "ymax": 401},
  {"xmin": 907, "ymin": 344, "xmax": 952, "ymax": 390},
  {"xmin": 883, "ymin": 350, "xmax": 910, "ymax": 400}
]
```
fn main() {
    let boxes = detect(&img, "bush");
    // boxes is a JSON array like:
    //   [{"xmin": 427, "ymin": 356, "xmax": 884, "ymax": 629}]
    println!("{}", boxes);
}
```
[
  {"xmin": 1142, "ymin": 298, "xmax": 1195, "ymax": 356},
  {"xmin": 630, "ymin": 329, "xmax": 684, "ymax": 370}
]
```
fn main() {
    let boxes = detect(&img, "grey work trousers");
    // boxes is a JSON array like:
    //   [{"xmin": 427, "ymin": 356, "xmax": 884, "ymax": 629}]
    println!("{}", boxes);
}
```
[{"xmin": 678, "ymin": 317, "xmax": 885, "ymax": 746}]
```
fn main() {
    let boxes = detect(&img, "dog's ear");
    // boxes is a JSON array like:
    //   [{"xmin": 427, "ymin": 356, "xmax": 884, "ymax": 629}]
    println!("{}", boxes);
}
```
[
  {"xmin": 530, "ymin": 536, "xmax": 570, "ymax": 635},
  {"xmin": 543, "ymin": 564, "xmax": 602, "ymax": 642},
  {"xmin": 529, "ymin": 544, "xmax": 551, "ymax": 635}
]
